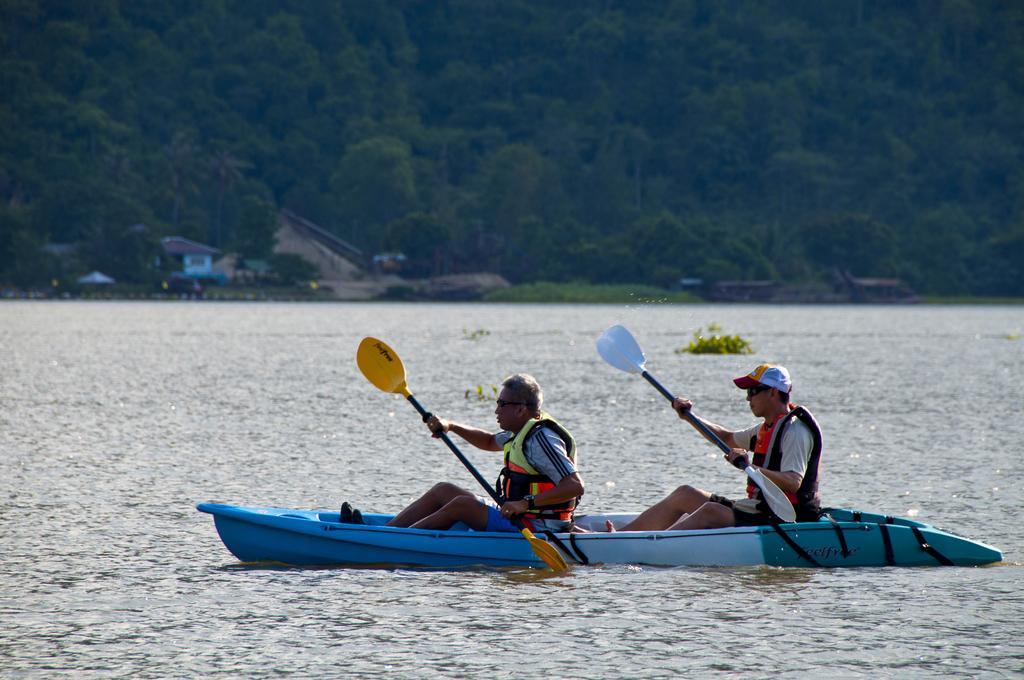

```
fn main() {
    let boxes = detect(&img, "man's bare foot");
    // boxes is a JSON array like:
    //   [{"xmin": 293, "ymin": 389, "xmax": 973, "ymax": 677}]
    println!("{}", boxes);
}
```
[{"xmin": 604, "ymin": 520, "xmax": 616, "ymax": 532}]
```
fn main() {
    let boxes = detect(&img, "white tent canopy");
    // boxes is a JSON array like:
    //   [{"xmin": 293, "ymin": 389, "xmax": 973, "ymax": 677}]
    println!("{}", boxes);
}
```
[{"xmin": 77, "ymin": 271, "xmax": 116, "ymax": 284}]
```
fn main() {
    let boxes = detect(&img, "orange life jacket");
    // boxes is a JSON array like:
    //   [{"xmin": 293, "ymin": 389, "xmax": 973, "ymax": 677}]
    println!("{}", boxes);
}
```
[{"xmin": 746, "ymin": 405, "xmax": 823, "ymax": 521}]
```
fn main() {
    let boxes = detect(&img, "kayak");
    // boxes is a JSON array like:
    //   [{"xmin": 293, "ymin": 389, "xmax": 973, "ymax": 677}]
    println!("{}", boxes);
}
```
[{"xmin": 196, "ymin": 503, "xmax": 1002, "ymax": 569}]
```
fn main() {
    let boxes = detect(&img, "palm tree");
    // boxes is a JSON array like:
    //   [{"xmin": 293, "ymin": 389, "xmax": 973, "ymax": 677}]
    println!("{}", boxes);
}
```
[
  {"xmin": 210, "ymin": 149, "xmax": 250, "ymax": 247},
  {"xmin": 165, "ymin": 132, "xmax": 197, "ymax": 229}
]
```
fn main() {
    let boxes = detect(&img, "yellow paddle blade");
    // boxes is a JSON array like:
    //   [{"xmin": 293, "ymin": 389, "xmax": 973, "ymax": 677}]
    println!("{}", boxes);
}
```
[
  {"xmin": 520, "ymin": 527, "xmax": 570, "ymax": 571},
  {"xmin": 356, "ymin": 337, "xmax": 412, "ymax": 397}
]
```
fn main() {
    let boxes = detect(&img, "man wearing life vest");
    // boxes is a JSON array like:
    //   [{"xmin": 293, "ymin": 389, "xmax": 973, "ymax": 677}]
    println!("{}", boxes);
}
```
[
  {"xmin": 615, "ymin": 364, "xmax": 822, "ymax": 531},
  {"xmin": 379, "ymin": 373, "xmax": 584, "ymax": 532}
]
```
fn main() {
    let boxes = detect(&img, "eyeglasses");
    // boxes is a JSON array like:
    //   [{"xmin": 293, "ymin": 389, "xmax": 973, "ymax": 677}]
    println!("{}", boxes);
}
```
[
  {"xmin": 496, "ymin": 399, "xmax": 526, "ymax": 408},
  {"xmin": 746, "ymin": 385, "xmax": 772, "ymax": 397}
]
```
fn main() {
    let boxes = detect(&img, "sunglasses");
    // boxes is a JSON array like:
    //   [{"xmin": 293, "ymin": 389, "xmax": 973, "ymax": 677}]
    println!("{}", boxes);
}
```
[
  {"xmin": 746, "ymin": 385, "xmax": 772, "ymax": 397},
  {"xmin": 496, "ymin": 399, "xmax": 526, "ymax": 408}
]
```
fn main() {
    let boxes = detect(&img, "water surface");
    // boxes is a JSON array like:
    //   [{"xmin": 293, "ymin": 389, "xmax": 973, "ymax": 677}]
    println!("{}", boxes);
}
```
[{"xmin": 2, "ymin": 301, "xmax": 1021, "ymax": 677}]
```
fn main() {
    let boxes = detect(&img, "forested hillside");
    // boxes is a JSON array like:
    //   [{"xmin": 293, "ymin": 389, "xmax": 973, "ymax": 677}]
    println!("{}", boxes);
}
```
[{"xmin": 2, "ymin": 1, "xmax": 1022, "ymax": 295}]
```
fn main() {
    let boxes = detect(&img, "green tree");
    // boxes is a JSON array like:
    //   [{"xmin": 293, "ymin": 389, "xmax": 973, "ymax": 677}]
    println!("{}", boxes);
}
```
[
  {"xmin": 985, "ymin": 220, "xmax": 1024, "ymax": 295},
  {"xmin": 79, "ymin": 221, "xmax": 162, "ymax": 284},
  {"xmin": 165, "ymin": 131, "xmax": 200, "ymax": 230},
  {"xmin": 2, "ymin": 2, "xmax": 1023, "ymax": 296},
  {"xmin": 269, "ymin": 252, "xmax": 319, "ymax": 285},
  {"xmin": 232, "ymin": 196, "xmax": 278, "ymax": 259},
  {"xmin": 209, "ymin": 150, "xmax": 250, "ymax": 248},
  {"xmin": 0, "ymin": 206, "xmax": 60, "ymax": 287},
  {"xmin": 329, "ymin": 136, "xmax": 417, "ymax": 250},
  {"xmin": 384, "ymin": 212, "xmax": 451, "ymax": 277},
  {"xmin": 476, "ymin": 144, "xmax": 566, "ymax": 234},
  {"xmin": 902, "ymin": 206, "xmax": 978, "ymax": 295},
  {"xmin": 799, "ymin": 214, "xmax": 900, "ymax": 279}
]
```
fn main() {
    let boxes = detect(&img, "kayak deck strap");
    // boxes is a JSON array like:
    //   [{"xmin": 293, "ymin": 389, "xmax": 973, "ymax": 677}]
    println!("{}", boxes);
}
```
[
  {"xmin": 822, "ymin": 513, "xmax": 852, "ymax": 558},
  {"xmin": 569, "ymin": 533, "xmax": 590, "ymax": 565},
  {"xmin": 845, "ymin": 509, "xmax": 897, "ymax": 527},
  {"xmin": 879, "ymin": 523, "xmax": 895, "ymax": 566},
  {"xmin": 542, "ymin": 529, "xmax": 589, "ymax": 565},
  {"xmin": 771, "ymin": 523, "xmax": 821, "ymax": 567},
  {"xmin": 910, "ymin": 525, "xmax": 955, "ymax": 566}
]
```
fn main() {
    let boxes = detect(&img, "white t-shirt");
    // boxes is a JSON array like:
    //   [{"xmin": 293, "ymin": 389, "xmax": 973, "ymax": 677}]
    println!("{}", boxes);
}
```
[
  {"xmin": 734, "ymin": 418, "xmax": 814, "ymax": 475},
  {"xmin": 729, "ymin": 417, "xmax": 813, "ymax": 514}
]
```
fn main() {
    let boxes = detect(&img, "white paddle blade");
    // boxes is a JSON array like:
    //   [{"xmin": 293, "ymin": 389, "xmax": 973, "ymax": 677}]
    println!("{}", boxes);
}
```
[
  {"xmin": 746, "ymin": 466, "xmax": 797, "ymax": 523},
  {"xmin": 596, "ymin": 324, "xmax": 647, "ymax": 374}
]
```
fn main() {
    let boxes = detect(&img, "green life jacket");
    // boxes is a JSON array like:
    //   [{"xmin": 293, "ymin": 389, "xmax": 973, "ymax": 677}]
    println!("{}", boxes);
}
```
[{"xmin": 497, "ymin": 413, "xmax": 579, "ymax": 521}]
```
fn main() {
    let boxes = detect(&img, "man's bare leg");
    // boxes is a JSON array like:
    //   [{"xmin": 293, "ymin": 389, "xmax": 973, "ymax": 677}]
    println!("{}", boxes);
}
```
[
  {"xmin": 387, "ymin": 482, "xmax": 475, "ymax": 527},
  {"xmin": 611, "ymin": 485, "xmax": 712, "ymax": 531},
  {"xmin": 409, "ymin": 496, "xmax": 491, "ymax": 531},
  {"xmin": 667, "ymin": 501, "xmax": 735, "ymax": 530}
]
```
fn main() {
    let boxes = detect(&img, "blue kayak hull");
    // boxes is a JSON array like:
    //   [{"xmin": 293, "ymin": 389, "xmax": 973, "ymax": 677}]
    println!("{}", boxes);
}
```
[{"xmin": 196, "ymin": 503, "xmax": 1002, "ymax": 569}]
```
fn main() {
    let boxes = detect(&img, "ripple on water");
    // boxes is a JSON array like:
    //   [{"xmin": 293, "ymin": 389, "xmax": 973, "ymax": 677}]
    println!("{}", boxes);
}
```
[{"xmin": 2, "ymin": 302, "xmax": 1022, "ymax": 677}]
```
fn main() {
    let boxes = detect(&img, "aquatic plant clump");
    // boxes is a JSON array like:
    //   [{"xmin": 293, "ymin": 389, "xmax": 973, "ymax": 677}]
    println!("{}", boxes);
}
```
[
  {"xmin": 465, "ymin": 384, "xmax": 499, "ymax": 401},
  {"xmin": 677, "ymin": 324, "xmax": 754, "ymax": 355}
]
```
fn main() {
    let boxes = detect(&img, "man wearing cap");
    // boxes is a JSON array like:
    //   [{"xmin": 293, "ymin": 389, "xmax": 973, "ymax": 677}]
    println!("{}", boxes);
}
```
[{"xmin": 613, "ymin": 364, "xmax": 822, "ymax": 531}]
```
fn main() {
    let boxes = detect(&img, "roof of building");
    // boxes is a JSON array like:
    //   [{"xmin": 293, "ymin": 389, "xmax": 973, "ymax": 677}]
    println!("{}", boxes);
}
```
[
  {"xmin": 713, "ymin": 280, "xmax": 779, "ymax": 288},
  {"xmin": 849, "ymin": 277, "xmax": 907, "ymax": 287},
  {"xmin": 77, "ymin": 270, "xmax": 115, "ymax": 284},
  {"xmin": 161, "ymin": 236, "xmax": 221, "ymax": 256}
]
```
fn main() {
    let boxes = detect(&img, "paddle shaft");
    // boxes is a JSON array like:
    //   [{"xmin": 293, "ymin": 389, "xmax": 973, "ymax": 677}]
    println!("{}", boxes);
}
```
[
  {"xmin": 641, "ymin": 371, "xmax": 731, "ymax": 454},
  {"xmin": 405, "ymin": 394, "xmax": 503, "ymax": 505}
]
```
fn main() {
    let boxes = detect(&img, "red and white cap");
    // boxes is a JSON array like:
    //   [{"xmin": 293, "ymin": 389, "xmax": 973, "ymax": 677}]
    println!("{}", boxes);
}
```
[{"xmin": 733, "ymin": 364, "xmax": 792, "ymax": 393}]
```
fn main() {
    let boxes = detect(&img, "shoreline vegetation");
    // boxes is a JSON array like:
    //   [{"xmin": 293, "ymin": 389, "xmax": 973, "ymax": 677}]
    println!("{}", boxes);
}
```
[
  {"xmin": 5, "ymin": 5, "xmax": 1024, "ymax": 301},
  {"xmin": 919, "ymin": 296, "xmax": 1024, "ymax": 305},
  {"xmin": 3, "ymin": 281, "xmax": 1022, "ymax": 305},
  {"xmin": 482, "ymin": 282, "xmax": 700, "ymax": 304}
]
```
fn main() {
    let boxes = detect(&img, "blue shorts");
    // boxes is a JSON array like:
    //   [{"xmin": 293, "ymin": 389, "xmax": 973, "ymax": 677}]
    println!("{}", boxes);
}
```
[{"xmin": 484, "ymin": 504, "xmax": 519, "ymax": 533}]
